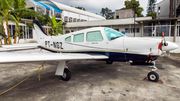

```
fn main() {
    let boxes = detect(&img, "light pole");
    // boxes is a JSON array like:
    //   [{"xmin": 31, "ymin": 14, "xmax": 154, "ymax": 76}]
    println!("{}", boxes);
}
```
[{"xmin": 133, "ymin": 4, "xmax": 137, "ymax": 37}]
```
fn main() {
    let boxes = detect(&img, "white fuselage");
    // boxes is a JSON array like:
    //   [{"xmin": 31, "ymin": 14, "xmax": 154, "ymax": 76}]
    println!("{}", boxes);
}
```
[{"xmin": 34, "ymin": 24, "xmax": 178, "ymax": 61}]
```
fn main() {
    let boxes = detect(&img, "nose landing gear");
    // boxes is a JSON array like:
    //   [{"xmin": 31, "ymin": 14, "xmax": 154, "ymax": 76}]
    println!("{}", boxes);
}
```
[
  {"xmin": 146, "ymin": 62, "xmax": 161, "ymax": 83},
  {"xmin": 147, "ymin": 71, "xmax": 159, "ymax": 82}
]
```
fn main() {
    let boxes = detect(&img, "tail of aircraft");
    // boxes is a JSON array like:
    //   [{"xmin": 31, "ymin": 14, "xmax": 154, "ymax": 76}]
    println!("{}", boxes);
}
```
[{"xmin": 33, "ymin": 20, "xmax": 48, "ymax": 44}]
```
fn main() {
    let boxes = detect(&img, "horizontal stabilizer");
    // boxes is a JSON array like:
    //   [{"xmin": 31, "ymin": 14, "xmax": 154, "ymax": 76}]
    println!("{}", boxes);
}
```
[
  {"xmin": 1, "ymin": 43, "xmax": 39, "ymax": 48},
  {"xmin": 0, "ymin": 43, "xmax": 40, "ymax": 52}
]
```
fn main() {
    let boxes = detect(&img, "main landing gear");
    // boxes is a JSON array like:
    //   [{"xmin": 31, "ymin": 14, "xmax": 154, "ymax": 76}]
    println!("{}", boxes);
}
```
[
  {"xmin": 55, "ymin": 61, "xmax": 71, "ymax": 81},
  {"xmin": 61, "ymin": 68, "xmax": 71, "ymax": 81}
]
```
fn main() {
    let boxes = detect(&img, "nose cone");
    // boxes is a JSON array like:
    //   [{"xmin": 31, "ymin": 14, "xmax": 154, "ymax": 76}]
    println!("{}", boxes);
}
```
[{"xmin": 162, "ymin": 41, "xmax": 179, "ymax": 51}]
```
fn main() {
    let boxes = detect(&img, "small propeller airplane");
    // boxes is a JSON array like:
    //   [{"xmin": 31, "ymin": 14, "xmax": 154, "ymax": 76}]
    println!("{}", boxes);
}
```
[{"xmin": 0, "ymin": 20, "xmax": 178, "ymax": 82}]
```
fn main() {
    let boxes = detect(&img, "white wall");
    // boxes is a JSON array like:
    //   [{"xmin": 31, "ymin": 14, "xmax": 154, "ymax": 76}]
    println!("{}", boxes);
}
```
[
  {"xmin": 157, "ymin": 0, "xmax": 170, "ymax": 19},
  {"xmin": 63, "ymin": 11, "xmax": 99, "ymax": 22}
]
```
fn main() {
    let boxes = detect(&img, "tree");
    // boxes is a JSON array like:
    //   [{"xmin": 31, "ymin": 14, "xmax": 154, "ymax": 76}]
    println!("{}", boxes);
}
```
[
  {"xmin": 75, "ymin": 6, "xmax": 86, "ymax": 11},
  {"xmin": 147, "ymin": 0, "xmax": 156, "ymax": 14},
  {"xmin": 0, "ymin": 0, "xmax": 18, "ymax": 44},
  {"xmin": 38, "ymin": 14, "xmax": 49, "ymax": 26},
  {"xmin": 146, "ymin": 0, "xmax": 157, "ymax": 19},
  {"xmin": 124, "ymin": 0, "xmax": 144, "ymax": 17},
  {"xmin": 48, "ymin": 16, "xmax": 66, "ymax": 36},
  {"xmin": 100, "ymin": 7, "xmax": 115, "ymax": 19},
  {"xmin": 10, "ymin": 0, "xmax": 45, "ymax": 43},
  {"xmin": 147, "ymin": 12, "xmax": 156, "ymax": 19}
]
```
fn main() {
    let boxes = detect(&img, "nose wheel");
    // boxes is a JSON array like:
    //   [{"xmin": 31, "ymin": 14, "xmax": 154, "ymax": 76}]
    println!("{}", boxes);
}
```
[
  {"xmin": 147, "ymin": 71, "xmax": 159, "ymax": 82},
  {"xmin": 146, "ymin": 62, "xmax": 160, "ymax": 82}
]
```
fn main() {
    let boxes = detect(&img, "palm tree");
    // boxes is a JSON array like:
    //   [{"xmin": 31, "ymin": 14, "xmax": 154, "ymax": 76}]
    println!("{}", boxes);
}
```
[
  {"xmin": 0, "ymin": 18, "xmax": 7, "ymax": 44},
  {"xmin": 0, "ymin": 0, "xmax": 17, "ymax": 44},
  {"xmin": 11, "ymin": 0, "xmax": 44, "ymax": 43},
  {"xmin": 48, "ymin": 16, "xmax": 65, "ymax": 36}
]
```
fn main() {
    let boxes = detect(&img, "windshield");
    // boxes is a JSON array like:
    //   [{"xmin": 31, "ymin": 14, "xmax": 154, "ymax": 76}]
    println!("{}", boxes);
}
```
[{"xmin": 104, "ymin": 28, "xmax": 125, "ymax": 41}]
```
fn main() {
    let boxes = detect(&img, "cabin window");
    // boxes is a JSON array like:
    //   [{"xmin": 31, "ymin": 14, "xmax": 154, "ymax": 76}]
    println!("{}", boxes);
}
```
[
  {"xmin": 73, "ymin": 33, "xmax": 84, "ymax": 42},
  {"xmin": 65, "ymin": 36, "xmax": 71, "ymax": 42},
  {"xmin": 104, "ymin": 28, "xmax": 125, "ymax": 41},
  {"xmin": 86, "ymin": 31, "xmax": 103, "ymax": 42}
]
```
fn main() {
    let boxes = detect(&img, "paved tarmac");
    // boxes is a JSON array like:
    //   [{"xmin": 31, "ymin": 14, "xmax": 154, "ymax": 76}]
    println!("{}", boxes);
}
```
[{"xmin": 0, "ymin": 53, "xmax": 180, "ymax": 101}]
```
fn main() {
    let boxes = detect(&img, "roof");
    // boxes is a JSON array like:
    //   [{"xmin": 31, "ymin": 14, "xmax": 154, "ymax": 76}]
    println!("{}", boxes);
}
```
[
  {"xmin": 66, "ymin": 17, "xmax": 152, "ymax": 27},
  {"xmin": 50, "ymin": 0, "xmax": 106, "ymax": 20},
  {"xmin": 27, "ymin": 0, "xmax": 62, "ymax": 12},
  {"xmin": 136, "ymin": 17, "xmax": 179, "ymax": 22}
]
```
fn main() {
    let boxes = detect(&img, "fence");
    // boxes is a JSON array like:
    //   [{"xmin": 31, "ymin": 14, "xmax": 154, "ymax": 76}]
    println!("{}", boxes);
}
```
[{"xmin": 144, "ymin": 25, "xmax": 175, "ymax": 37}]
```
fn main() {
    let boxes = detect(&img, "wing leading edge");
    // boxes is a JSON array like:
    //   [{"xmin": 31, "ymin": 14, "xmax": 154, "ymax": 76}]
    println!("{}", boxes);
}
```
[{"xmin": 0, "ymin": 53, "xmax": 108, "ymax": 63}]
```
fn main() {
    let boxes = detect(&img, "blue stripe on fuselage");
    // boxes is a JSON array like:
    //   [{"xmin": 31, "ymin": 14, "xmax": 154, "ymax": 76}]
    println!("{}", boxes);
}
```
[{"xmin": 38, "ymin": 46, "xmax": 158, "ymax": 61}]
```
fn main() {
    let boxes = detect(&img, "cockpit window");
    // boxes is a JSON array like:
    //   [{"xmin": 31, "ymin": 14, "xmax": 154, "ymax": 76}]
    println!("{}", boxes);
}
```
[
  {"xmin": 104, "ymin": 28, "xmax": 125, "ymax": 41},
  {"xmin": 65, "ymin": 36, "xmax": 71, "ymax": 42},
  {"xmin": 86, "ymin": 31, "xmax": 103, "ymax": 42},
  {"xmin": 73, "ymin": 33, "xmax": 84, "ymax": 42}
]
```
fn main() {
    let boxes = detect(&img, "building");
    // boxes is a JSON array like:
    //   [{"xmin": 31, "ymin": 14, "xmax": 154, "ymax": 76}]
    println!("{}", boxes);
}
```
[
  {"xmin": 66, "ymin": 17, "xmax": 151, "ymax": 37},
  {"xmin": 114, "ymin": 8, "xmax": 136, "ymax": 19},
  {"xmin": 157, "ymin": 0, "xmax": 180, "ymax": 19},
  {"xmin": 26, "ymin": 0, "xmax": 105, "ymax": 22}
]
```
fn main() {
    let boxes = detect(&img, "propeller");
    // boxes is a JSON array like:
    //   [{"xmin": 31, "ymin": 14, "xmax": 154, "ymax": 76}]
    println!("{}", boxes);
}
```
[
  {"xmin": 162, "ymin": 32, "xmax": 170, "ymax": 56},
  {"xmin": 162, "ymin": 32, "xmax": 168, "ymax": 46}
]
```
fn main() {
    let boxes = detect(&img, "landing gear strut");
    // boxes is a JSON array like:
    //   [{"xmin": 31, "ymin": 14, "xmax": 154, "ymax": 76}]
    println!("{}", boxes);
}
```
[{"xmin": 147, "ymin": 62, "xmax": 159, "ymax": 82}]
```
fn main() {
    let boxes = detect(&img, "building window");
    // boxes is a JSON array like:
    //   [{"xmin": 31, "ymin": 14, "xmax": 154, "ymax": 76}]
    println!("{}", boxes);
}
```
[
  {"xmin": 28, "ymin": 28, "xmax": 33, "ymax": 39},
  {"xmin": 73, "ymin": 33, "xmax": 84, "ymax": 42},
  {"xmin": 73, "ymin": 18, "xmax": 77, "ymax": 22},
  {"xmin": 86, "ymin": 31, "xmax": 103, "ymax": 42},
  {"xmin": 136, "ymin": 28, "xmax": 140, "ymax": 33},
  {"xmin": 77, "ymin": 19, "xmax": 80, "ymax": 22},
  {"xmin": 37, "ymin": 7, "xmax": 45, "ymax": 15},
  {"xmin": 125, "ymin": 28, "xmax": 130, "ymax": 33},
  {"xmin": 20, "ymin": 26, "xmax": 25, "ymax": 39},
  {"xmin": 114, "ymin": 28, "xmax": 119, "ymax": 31},
  {"xmin": 64, "ymin": 16, "xmax": 68, "ymax": 22},
  {"xmin": 158, "ymin": 7, "xmax": 161, "ymax": 15},
  {"xmin": 54, "ymin": 11, "xmax": 61, "ymax": 18},
  {"xmin": 69, "ymin": 17, "xmax": 72, "ymax": 22},
  {"xmin": 116, "ymin": 15, "xmax": 119, "ymax": 19}
]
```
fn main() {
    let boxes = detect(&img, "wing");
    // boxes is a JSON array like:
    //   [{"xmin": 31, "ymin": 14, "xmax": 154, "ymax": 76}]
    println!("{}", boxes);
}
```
[{"xmin": 0, "ymin": 53, "xmax": 108, "ymax": 63}]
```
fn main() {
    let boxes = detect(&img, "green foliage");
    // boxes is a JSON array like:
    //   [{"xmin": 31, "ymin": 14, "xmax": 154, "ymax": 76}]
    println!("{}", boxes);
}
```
[
  {"xmin": 13, "ymin": 0, "xmax": 26, "ymax": 9},
  {"xmin": 147, "ymin": 12, "xmax": 156, "ymax": 19},
  {"xmin": 48, "ymin": 16, "xmax": 66, "ymax": 36},
  {"xmin": 10, "ymin": 0, "xmax": 45, "ymax": 43},
  {"xmin": 38, "ymin": 14, "xmax": 49, "ymax": 26},
  {"xmin": 100, "ymin": 7, "xmax": 115, "ymax": 19},
  {"xmin": 75, "ymin": 6, "xmax": 86, "ymax": 11},
  {"xmin": 124, "ymin": 0, "xmax": 144, "ymax": 17},
  {"xmin": 147, "ymin": 0, "xmax": 157, "ymax": 14}
]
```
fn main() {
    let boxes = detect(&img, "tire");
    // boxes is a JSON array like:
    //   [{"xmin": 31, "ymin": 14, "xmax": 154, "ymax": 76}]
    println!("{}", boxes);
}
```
[
  {"xmin": 106, "ymin": 60, "xmax": 113, "ymax": 64},
  {"xmin": 147, "ymin": 71, "xmax": 159, "ymax": 82},
  {"xmin": 61, "ymin": 68, "xmax": 71, "ymax": 81}
]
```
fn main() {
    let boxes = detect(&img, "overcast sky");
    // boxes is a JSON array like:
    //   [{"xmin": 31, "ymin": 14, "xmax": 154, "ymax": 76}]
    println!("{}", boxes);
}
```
[{"xmin": 53, "ymin": 0, "xmax": 163, "ymax": 16}]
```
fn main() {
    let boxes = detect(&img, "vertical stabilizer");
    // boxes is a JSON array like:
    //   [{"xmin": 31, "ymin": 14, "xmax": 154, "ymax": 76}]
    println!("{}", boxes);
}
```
[{"xmin": 33, "ymin": 20, "xmax": 48, "ymax": 44}]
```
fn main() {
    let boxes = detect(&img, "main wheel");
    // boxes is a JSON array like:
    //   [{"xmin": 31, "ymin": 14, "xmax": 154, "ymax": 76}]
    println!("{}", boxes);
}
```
[
  {"xmin": 61, "ymin": 68, "xmax": 71, "ymax": 81},
  {"xmin": 147, "ymin": 71, "xmax": 159, "ymax": 82},
  {"xmin": 106, "ymin": 60, "xmax": 113, "ymax": 64}
]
